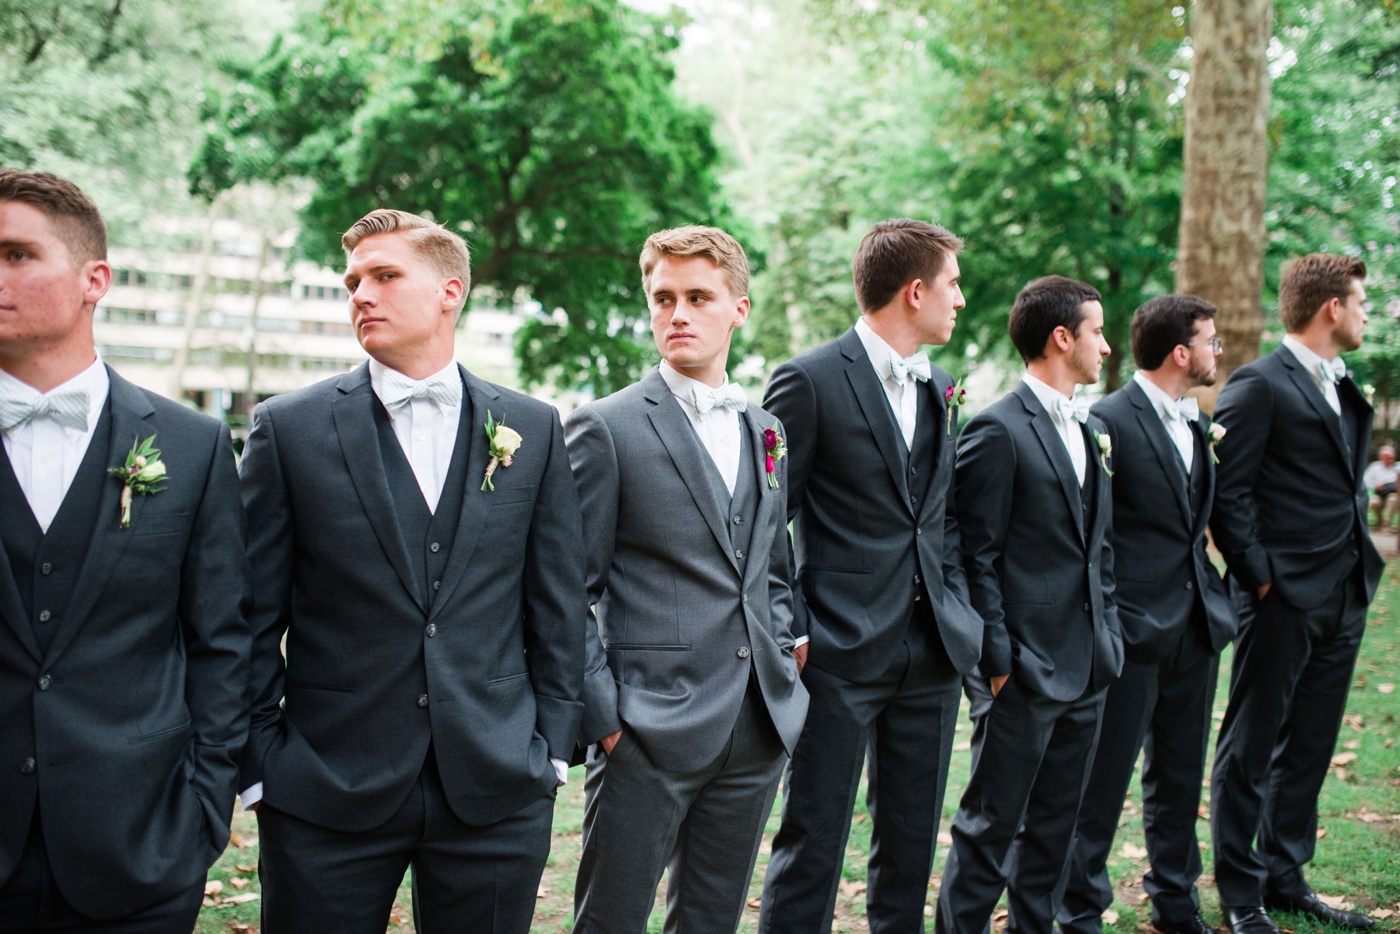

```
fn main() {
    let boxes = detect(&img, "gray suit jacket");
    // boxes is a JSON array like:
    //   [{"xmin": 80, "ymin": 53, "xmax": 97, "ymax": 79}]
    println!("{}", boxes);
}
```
[
  {"xmin": 565, "ymin": 368, "xmax": 808, "ymax": 773},
  {"xmin": 239, "ymin": 363, "xmax": 587, "ymax": 829},
  {"xmin": 0, "ymin": 368, "xmax": 251, "ymax": 918}
]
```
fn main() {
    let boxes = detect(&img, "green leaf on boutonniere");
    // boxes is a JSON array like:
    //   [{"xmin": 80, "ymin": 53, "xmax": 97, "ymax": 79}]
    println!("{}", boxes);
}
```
[{"xmin": 107, "ymin": 434, "xmax": 169, "ymax": 528}]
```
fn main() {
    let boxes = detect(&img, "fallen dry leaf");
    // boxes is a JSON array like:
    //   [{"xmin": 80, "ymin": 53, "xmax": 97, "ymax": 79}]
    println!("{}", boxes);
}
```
[
  {"xmin": 223, "ymin": 892, "xmax": 260, "ymax": 905},
  {"xmin": 1379, "ymin": 683, "xmax": 1395, "ymax": 694},
  {"xmin": 1344, "ymin": 739, "xmax": 1362, "ymax": 749},
  {"xmin": 1119, "ymin": 843, "xmax": 1149, "ymax": 860},
  {"xmin": 747, "ymin": 897, "xmax": 762, "ymax": 910},
  {"xmin": 205, "ymin": 880, "xmax": 223, "ymax": 897},
  {"xmin": 1331, "ymin": 752, "xmax": 1358, "ymax": 768},
  {"xmin": 1316, "ymin": 894, "xmax": 1354, "ymax": 910},
  {"xmin": 229, "ymin": 876, "xmax": 250, "ymax": 890},
  {"xmin": 1316, "ymin": 827, "xmax": 1328, "ymax": 839},
  {"xmin": 1370, "ymin": 909, "xmax": 1395, "ymax": 919},
  {"xmin": 1103, "ymin": 909, "xmax": 1120, "ymax": 924},
  {"xmin": 234, "ymin": 864, "xmax": 255, "ymax": 873},
  {"xmin": 839, "ymin": 879, "xmax": 867, "ymax": 898}
]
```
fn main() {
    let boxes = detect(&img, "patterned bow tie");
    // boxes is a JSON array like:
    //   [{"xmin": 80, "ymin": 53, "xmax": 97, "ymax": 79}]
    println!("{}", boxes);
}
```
[
  {"xmin": 1318, "ymin": 358, "xmax": 1347, "ymax": 384},
  {"xmin": 1163, "ymin": 397, "xmax": 1200, "ymax": 423},
  {"xmin": 691, "ymin": 383, "xmax": 748, "ymax": 419},
  {"xmin": 378, "ymin": 370, "xmax": 461, "ymax": 418},
  {"xmin": 889, "ymin": 352, "xmax": 931, "ymax": 386},
  {"xmin": 0, "ymin": 387, "xmax": 91, "ymax": 433},
  {"xmin": 1055, "ymin": 395, "xmax": 1092, "ymax": 426}
]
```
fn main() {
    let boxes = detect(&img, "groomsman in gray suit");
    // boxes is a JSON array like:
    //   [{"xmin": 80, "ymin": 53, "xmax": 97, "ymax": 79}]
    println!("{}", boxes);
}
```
[
  {"xmin": 1058, "ymin": 296, "xmax": 1239, "ymax": 934},
  {"xmin": 937, "ymin": 276, "xmax": 1123, "ymax": 934},
  {"xmin": 760, "ymin": 219, "xmax": 984, "ymax": 932},
  {"xmin": 566, "ymin": 226, "xmax": 809, "ymax": 933}
]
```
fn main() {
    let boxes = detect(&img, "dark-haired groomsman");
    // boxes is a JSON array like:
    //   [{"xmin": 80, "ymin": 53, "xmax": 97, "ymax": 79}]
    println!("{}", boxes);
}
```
[
  {"xmin": 1057, "ymin": 296, "xmax": 1238, "ymax": 934},
  {"xmin": 566, "ymin": 225, "xmax": 808, "ymax": 933},
  {"xmin": 760, "ymin": 219, "xmax": 984, "ymax": 932},
  {"xmin": 0, "ymin": 169, "xmax": 251, "ymax": 931},
  {"xmin": 936, "ymin": 275, "xmax": 1123, "ymax": 934},
  {"xmin": 1210, "ymin": 255, "xmax": 1383, "ymax": 934}
]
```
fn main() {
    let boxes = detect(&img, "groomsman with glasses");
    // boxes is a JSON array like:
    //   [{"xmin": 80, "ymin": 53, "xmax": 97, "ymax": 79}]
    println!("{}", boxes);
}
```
[{"xmin": 1057, "ymin": 295, "xmax": 1239, "ymax": 934}]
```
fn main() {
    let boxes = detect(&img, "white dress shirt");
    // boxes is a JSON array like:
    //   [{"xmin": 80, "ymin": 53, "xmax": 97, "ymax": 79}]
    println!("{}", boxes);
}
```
[
  {"xmin": 1022, "ymin": 373, "xmax": 1087, "ymax": 486},
  {"xmin": 369, "ymin": 358, "xmax": 463, "ymax": 513},
  {"xmin": 659, "ymin": 361, "xmax": 742, "ymax": 496},
  {"xmin": 1133, "ymin": 371, "xmax": 1194, "ymax": 472},
  {"xmin": 1, "ymin": 357, "xmax": 110, "ymax": 532},
  {"xmin": 1283, "ymin": 335, "xmax": 1342, "ymax": 416},
  {"xmin": 854, "ymin": 317, "xmax": 920, "ymax": 450}
]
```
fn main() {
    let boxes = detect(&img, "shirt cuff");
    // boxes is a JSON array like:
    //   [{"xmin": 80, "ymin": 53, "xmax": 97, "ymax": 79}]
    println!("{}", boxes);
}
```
[
  {"xmin": 794, "ymin": 635, "xmax": 809, "ymax": 647},
  {"xmin": 551, "ymin": 758, "xmax": 569, "ymax": 787},
  {"xmin": 240, "ymin": 782, "xmax": 264, "ymax": 810}
]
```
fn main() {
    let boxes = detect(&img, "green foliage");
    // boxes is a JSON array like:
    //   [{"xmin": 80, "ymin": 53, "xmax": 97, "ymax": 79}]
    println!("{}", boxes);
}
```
[{"xmin": 192, "ymin": 0, "xmax": 730, "ymax": 394}]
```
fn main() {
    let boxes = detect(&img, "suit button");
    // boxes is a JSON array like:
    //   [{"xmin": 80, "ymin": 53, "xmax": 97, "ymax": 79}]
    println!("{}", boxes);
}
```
[
  {"xmin": 430, "ymin": 542, "xmax": 441, "ymax": 554},
  {"xmin": 1185, "ymin": 581, "xmax": 1194, "ymax": 591},
  {"xmin": 426, "ymin": 624, "xmax": 437, "ymax": 638},
  {"xmin": 1083, "ymin": 602, "xmax": 1091, "ymax": 612},
  {"xmin": 916, "ymin": 528, "xmax": 923, "ymax": 536},
  {"xmin": 911, "ymin": 466, "xmax": 918, "ymax": 475},
  {"xmin": 433, "ymin": 580, "xmax": 441, "ymax": 591},
  {"xmin": 37, "ymin": 675, "xmax": 52, "ymax": 691},
  {"xmin": 40, "ymin": 563, "xmax": 52, "ymax": 575},
  {"xmin": 733, "ymin": 516, "xmax": 744, "ymax": 525},
  {"xmin": 417, "ymin": 694, "xmax": 429, "ymax": 708},
  {"xmin": 737, "ymin": 647, "xmax": 750, "ymax": 659},
  {"xmin": 19, "ymin": 758, "xmax": 35, "ymax": 775},
  {"xmin": 743, "ymin": 594, "xmax": 749, "ymax": 604},
  {"xmin": 735, "ymin": 549, "xmax": 744, "ymax": 559},
  {"xmin": 37, "ymin": 610, "xmax": 51, "ymax": 623},
  {"xmin": 914, "ymin": 574, "xmax": 922, "ymax": 585}
]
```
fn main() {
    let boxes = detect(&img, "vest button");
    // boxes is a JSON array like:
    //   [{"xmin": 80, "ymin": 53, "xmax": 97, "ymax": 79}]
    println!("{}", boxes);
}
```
[
  {"xmin": 1185, "ymin": 581, "xmax": 1194, "ymax": 591},
  {"xmin": 430, "ymin": 542, "xmax": 441, "ymax": 554},
  {"xmin": 417, "ymin": 694, "xmax": 429, "ymax": 708},
  {"xmin": 426, "ymin": 624, "xmax": 437, "ymax": 638},
  {"xmin": 1083, "ymin": 602, "xmax": 1091, "ymax": 612},
  {"xmin": 38, "ymin": 610, "xmax": 51, "ymax": 623},
  {"xmin": 19, "ymin": 758, "xmax": 35, "ymax": 775},
  {"xmin": 40, "ymin": 563, "xmax": 52, "ymax": 575},
  {"xmin": 38, "ymin": 675, "xmax": 52, "ymax": 691},
  {"xmin": 737, "ymin": 647, "xmax": 750, "ymax": 659}
]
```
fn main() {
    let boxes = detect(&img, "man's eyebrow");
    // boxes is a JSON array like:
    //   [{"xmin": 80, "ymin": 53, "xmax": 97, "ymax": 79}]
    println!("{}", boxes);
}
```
[
  {"xmin": 343, "ymin": 262, "xmax": 399, "ymax": 287},
  {"xmin": 0, "ymin": 238, "xmax": 42, "ymax": 251}
]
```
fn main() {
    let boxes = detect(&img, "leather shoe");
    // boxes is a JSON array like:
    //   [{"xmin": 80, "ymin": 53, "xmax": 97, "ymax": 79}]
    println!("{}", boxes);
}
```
[
  {"xmin": 1222, "ymin": 906, "xmax": 1280, "ymax": 934},
  {"xmin": 1265, "ymin": 892, "xmax": 1376, "ymax": 930},
  {"xmin": 1152, "ymin": 912, "xmax": 1216, "ymax": 934}
]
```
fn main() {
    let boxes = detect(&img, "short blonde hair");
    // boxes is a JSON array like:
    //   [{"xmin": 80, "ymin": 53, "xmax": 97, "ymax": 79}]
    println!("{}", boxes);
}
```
[
  {"xmin": 342, "ymin": 209, "xmax": 472, "ymax": 307},
  {"xmin": 640, "ymin": 225, "xmax": 749, "ymax": 298}
]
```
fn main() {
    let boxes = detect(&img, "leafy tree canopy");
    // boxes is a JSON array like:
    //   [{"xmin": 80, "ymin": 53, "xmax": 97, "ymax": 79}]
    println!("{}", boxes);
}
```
[{"xmin": 192, "ymin": 0, "xmax": 731, "ymax": 395}]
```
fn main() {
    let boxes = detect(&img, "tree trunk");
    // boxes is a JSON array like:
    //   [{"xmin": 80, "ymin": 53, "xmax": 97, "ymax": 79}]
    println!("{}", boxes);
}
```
[{"xmin": 1175, "ymin": 0, "xmax": 1272, "ymax": 411}]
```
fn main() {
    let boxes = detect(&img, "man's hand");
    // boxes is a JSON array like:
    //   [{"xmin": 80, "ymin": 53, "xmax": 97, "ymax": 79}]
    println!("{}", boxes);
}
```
[
  {"xmin": 793, "ymin": 642, "xmax": 809, "ymax": 673},
  {"xmin": 1257, "ymin": 582, "xmax": 1272, "ymax": 600},
  {"xmin": 601, "ymin": 729, "xmax": 622, "ymax": 755},
  {"xmin": 989, "ymin": 673, "xmax": 1010, "ymax": 697}
]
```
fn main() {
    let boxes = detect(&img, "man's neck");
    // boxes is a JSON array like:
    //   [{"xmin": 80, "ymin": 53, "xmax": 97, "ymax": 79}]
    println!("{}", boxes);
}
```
[
  {"xmin": 372, "ymin": 349, "xmax": 456, "ymax": 381},
  {"xmin": 862, "ymin": 311, "xmax": 924, "ymax": 359},
  {"xmin": 1287, "ymin": 329, "xmax": 1341, "ymax": 362},
  {"xmin": 1139, "ymin": 367, "xmax": 1190, "ymax": 400},
  {"xmin": 0, "ymin": 344, "xmax": 98, "ymax": 393},
  {"xmin": 1025, "ymin": 360, "xmax": 1078, "ymax": 397}
]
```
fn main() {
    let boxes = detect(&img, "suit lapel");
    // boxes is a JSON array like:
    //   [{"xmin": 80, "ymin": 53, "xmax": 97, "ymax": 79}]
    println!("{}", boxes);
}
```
[
  {"xmin": 429, "ymin": 370, "xmax": 498, "ymax": 618},
  {"xmin": 915, "ymin": 375, "xmax": 951, "ymax": 526},
  {"xmin": 1189, "ymin": 416, "xmax": 1215, "ymax": 539},
  {"xmin": 1016, "ymin": 383, "xmax": 1085, "ymax": 542},
  {"xmin": 0, "ymin": 448, "xmax": 41, "ymax": 662},
  {"xmin": 840, "ymin": 329, "xmax": 911, "ymax": 506},
  {"xmin": 1125, "ymin": 381, "xmax": 1193, "ymax": 530},
  {"xmin": 1279, "ymin": 347, "xmax": 1352, "ymax": 477},
  {"xmin": 1339, "ymin": 376, "xmax": 1372, "ymax": 481},
  {"xmin": 740, "ymin": 408, "xmax": 780, "ymax": 588},
  {"xmin": 332, "ymin": 364, "xmax": 424, "ymax": 613},
  {"xmin": 644, "ymin": 369, "xmax": 738, "ymax": 570},
  {"xmin": 43, "ymin": 370, "xmax": 154, "ymax": 665}
]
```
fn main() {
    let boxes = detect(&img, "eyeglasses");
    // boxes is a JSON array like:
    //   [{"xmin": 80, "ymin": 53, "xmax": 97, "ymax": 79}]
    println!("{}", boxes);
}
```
[{"xmin": 1187, "ymin": 337, "xmax": 1223, "ymax": 352}]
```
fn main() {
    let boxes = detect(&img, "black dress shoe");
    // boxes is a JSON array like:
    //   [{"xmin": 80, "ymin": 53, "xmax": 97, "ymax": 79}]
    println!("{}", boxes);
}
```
[
  {"xmin": 1222, "ymin": 906, "xmax": 1280, "ymax": 934},
  {"xmin": 1265, "ymin": 893, "xmax": 1376, "ymax": 930},
  {"xmin": 1152, "ymin": 912, "xmax": 1217, "ymax": 934}
]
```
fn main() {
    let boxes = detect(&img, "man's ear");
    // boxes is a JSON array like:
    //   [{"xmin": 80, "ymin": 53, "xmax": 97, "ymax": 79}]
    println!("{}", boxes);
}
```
[{"xmin": 441, "ymin": 277, "xmax": 464, "ymax": 313}]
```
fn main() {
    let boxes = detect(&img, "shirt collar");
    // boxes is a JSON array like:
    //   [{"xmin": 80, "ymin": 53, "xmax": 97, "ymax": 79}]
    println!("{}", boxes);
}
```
[
  {"xmin": 0, "ymin": 354, "xmax": 109, "ymax": 438},
  {"xmin": 1282, "ymin": 335, "xmax": 1334, "ymax": 380},
  {"xmin": 1021, "ymin": 372, "xmax": 1074, "ymax": 422},
  {"xmin": 368, "ymin": 357, "xmax": 462, "ymax": 406},
  {"xmin": 854, "ymin": 316, "xmax": 903, "ymax": 382},
  {"xmin": 658, "ymin": 360, "xmax": 732, "ymax": 406},
  {"xmin": 1132, "ymin": 370, "xmax": 1182, "ymax": 419}
]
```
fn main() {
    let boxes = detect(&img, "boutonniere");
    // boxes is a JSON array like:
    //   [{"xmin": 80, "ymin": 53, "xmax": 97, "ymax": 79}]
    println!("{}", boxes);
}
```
[
  {"xmin": 945, "ymin": 378, "xmax": 967, "ymax": 433},
  {"xmin": 1092, "ymin": 430, "xmax": 1114, "ymax": 478},
  {"xmin": 1207, "ymin": 422, "xmax": 1226, "ymax": 464},
  {"xmin": 763, "ymin": 427, "xmax": 787, "ymax": 490},
  {"xmin": 481, "ymin": 410, "xmax": 522, "ymax": 492},
  {"xmin": 107, "ymin": 435, "xmax": 168, "ymax": 528}
]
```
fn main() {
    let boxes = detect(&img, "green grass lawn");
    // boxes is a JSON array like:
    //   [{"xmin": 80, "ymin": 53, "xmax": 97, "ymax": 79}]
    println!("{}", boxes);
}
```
[{"xmin": 198, "ymin": 569, "xmax": 1400, "ymax": 933}]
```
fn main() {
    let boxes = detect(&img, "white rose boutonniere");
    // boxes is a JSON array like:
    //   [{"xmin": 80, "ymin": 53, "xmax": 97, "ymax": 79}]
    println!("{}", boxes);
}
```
[
  {"xmin": 107, "ymin": 434, "xmax": 169, "ymax": 528},
  {"xmin": 1092, "ymin": 430, "xmax": 1114, "ymax": 478},
  {"xmin": 482, "ymin": 410, "xmax": 522, "ymax": 492},
  {"xmin": 1207, "ymin": 422, "xmax": 1226, "ymax": 464}
]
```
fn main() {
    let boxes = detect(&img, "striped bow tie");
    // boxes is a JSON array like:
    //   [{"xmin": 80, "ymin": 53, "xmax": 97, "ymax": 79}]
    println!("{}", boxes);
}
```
[{"xmin": 0, "ymin": 388, "xmax": 91, "ymax": 433}]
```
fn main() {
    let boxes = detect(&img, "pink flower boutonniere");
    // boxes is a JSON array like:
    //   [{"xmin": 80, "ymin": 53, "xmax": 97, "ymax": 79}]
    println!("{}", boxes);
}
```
[
  {"xmin": 1207, "ymin": 422, "xmax": 1226, "ymax": 464},
  {"xmin": 945, "ymin": 378, "xmax": 967, "ymax": 433},
  {"xmin": 763, "ymin": 427, "xmax": 787, "ymax": 490}
]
